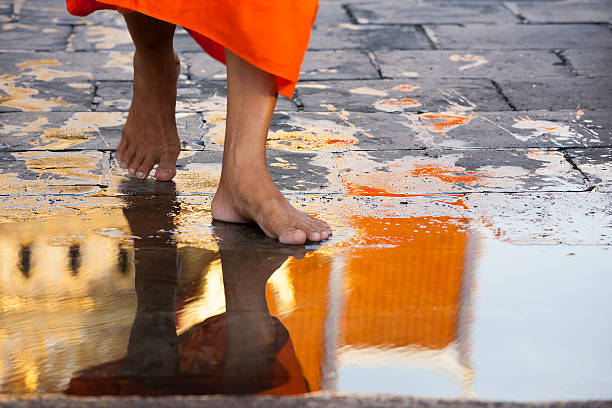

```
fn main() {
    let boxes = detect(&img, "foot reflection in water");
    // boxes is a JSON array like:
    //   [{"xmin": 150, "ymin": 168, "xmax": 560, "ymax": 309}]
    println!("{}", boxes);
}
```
[{"xmin": 65, "ymin": 186, "xmax": 310, "ymax": 396}]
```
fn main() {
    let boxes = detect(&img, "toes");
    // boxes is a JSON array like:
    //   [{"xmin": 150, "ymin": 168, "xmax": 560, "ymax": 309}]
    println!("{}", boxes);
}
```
[
  {"xmin": 296, "ymin": 213, "xmax": 332, "ymax": 241},
  {"xmin": 135, "ymin": 155, "xmax": 155, "ymax": 179},
  {"xmin": 121, "ymin": 144, "xmax": 137, "ymax": 172},
  {"xmin": 116, "ymin": 138, "xmax": 128, "ymax": 166},
  {"xmin": 128, "ymin": 151, "xmax": 145, "ymax": 176},
  {"xmin": 155, "ymin": 152, "xmax": 177, "ymax": 182},
  {"xmin": 278, "ymin": 229, "xmax": 307, "ymax": 245}
]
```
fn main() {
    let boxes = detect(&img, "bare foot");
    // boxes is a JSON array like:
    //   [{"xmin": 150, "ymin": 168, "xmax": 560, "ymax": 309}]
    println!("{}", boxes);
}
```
[
  {"xmin": 211, "ymin": 167, "xmax": 332, "ymax": 245},
  {"xmin": 115, "ymin": 49, "xmax": 181, "ymax": 181}
]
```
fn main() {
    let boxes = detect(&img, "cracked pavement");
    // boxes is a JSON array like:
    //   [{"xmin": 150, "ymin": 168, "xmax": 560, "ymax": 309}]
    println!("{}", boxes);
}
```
[{"xmin": 0, "ymin": 0, "xmax": 611, "ymax": 406}]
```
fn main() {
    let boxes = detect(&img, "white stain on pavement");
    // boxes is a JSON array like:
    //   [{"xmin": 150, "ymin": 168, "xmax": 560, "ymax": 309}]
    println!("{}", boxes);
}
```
[
  {"xmin": 349, "ymin": 87, "xmax": 388, "ymax": 96},
  {"xmin": 449, "ymin": 54, "xmax": 488, "ymax": 71}
]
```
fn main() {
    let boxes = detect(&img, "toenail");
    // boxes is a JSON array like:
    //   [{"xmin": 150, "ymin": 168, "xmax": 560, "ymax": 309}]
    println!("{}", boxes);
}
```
[
  {"xmin": 158, "ymin": 168, "xmax": 169, "ymax": 174},
  {"xmin": 311, "ymin": 232, "xmax": 321, "ymax": 241},
  {"xmin": 128, "ymin": 168, "xmax": 136, "ymax": 175},
  {"xmin": 137, "ymin": 171, "xmax": 145, "ymax": 179},
  {"xmin": 120, "ymin": 162, "xmax": 126, "ymax": 169}
]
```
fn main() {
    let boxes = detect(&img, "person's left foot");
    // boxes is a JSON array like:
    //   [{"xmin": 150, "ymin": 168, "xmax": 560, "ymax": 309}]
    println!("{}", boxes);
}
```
[{"xmin": 116, "ymin": 49, "xmax": 181, "ymax": 181}]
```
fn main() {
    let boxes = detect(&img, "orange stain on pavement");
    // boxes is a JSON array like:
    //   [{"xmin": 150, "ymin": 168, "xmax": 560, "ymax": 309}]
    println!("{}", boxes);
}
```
[
  {"xmin": 392, "ymin": 85, "xmax": 420, "ymax": 92},
  {"xmin": 411, "ymin": 164, "xmax": 483, "ymax": 184},
  {"xmin": 380, "ymin": 98, "xmax": 420, "ymax": 106},
  {"xmin": 421, "ymin": 113, "xmax": 477, "ymax": 137}
]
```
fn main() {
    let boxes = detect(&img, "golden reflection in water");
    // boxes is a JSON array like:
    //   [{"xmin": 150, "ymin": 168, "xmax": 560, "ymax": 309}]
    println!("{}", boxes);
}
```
[{"xmin": 0, "ymin": 197, "xmax": 475, "ymax": 396}]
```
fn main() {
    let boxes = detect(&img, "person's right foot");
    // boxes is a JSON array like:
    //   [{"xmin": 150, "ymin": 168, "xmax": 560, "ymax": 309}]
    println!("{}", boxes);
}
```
[
  {"xmin": 116, "ymin": 49, "xmax": 181, "ymax": 181},
  {"xmin": 211, "ymin": 165, "xmax": 332, "ymax": 245}
]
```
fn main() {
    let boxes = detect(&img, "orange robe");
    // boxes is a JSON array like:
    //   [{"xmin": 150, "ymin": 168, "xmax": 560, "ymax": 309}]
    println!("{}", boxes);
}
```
[{"xmin": 66, "ymin": 0, "xmax": 319, "ymax": 98}]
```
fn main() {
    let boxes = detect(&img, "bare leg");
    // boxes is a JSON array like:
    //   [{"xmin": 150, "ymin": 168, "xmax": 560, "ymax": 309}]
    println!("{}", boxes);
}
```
[
  {"xmin": 211, "ymin": 49, "xmax": 332, "ymax": 245},
  {"xmin": 116, "ymin": 12, "xmax": 181, "ymax": 181}
]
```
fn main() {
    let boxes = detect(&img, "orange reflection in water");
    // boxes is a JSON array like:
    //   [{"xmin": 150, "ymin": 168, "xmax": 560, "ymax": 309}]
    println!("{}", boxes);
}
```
[
  {"xmin": 341, "ymin": 216, "xmax": 468, "ymax": 350},
  {"xmin": 0, "ymin": 206, "xmax": 474, "ymax": 396}
]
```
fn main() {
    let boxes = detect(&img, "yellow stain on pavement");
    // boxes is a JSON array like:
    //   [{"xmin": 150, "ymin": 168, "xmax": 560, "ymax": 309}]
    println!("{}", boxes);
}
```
[{"xmin": 17, "ymin": 59, "xmax": 93, "ymax": 81}]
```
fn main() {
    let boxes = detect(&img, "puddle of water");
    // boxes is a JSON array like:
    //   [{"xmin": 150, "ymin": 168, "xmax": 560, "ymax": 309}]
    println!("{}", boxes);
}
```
[{"xmin": 0, "ymin": 194, "xmax": 610, "ymax": 400}]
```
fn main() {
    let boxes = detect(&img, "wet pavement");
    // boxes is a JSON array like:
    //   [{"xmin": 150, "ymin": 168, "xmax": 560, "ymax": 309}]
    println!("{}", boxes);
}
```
[{"xmin": 1, "ymin": 0, "xmax": 612, "ymax": 406}]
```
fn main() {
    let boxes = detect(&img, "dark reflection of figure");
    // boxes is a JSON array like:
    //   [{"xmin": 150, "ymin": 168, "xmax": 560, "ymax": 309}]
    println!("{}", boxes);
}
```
[{"xmin": 65, "ymin": 185, "xmax": 310, "ymax": 396}]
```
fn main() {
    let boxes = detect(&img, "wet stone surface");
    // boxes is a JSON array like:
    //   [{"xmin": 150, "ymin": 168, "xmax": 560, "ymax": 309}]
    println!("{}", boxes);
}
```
[
  {"xmin": 567, "ymin": 148, "xmax": 612, "ymax": 192},
  {"xmin": 1, "ymin": 0, "xmax": 612, "ymax": 405},
  {"xmin": 562, "ymin": 48, "xmax": 612, "ymax": 78},
  {"xmin": 497, "ymin": 77, "xmax": 612, "ymax": 111},
  {"xmin": 295, "ymin": 78, "xmax": 512, "ymax": 113},
  {"xmin": 374, "ymin": 50, "xmax": 573, "ymax": 80},
  {"xmin": 510, "ymin": 0, "xmax": 612, "ymax": 23},
  {"xmin": 430, "ymin": 23, "xmax": 612, "ymax": 50},
  {"xmin": 347, "ymin": 1, "xmax": 519, "ymax": 24}
]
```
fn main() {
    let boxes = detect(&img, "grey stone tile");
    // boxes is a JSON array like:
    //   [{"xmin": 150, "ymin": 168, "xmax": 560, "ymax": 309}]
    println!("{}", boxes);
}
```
[
  {"xmin": 567, "ymin": 148, "xmax": 612, "ymax": 192},
  {"xmin": 314, "ymin": 2, "xmax": 352, "ymax": 26},
  {"xmin": 198, "ymin": 110, "xmax": 426, "ymax": 152},
  {"xmin": 0, "ymin": 111, "xmax": 204, "ymax": 152},
  {"xmin": 0, "ymin": 52, "xmax": 134, "ymax": 81},
  {"xmin": 309, "ymin": 23, "xmax": 432, "ymax": 51},
  {"xmin": 180, "ymin": 51, "xmax": 227, "ymax": 81},
  {"xmin": 347, "ymin": 1, "xmax": 518, "ymax": 24},
  {"xmin": 0, "ymin": 111, "xmax": 124, "ymax": 150},
  {"xmin": 74, "ymin": 9, "xmax": 126, "ymax": 27},
  {"xmin": 95, "ymin": 80, "xmax": 297, "ymax": 113},
  {"xmin": 71, "ymin": 25, "xmax": 200, "ymax": 52},
  {"xmin": 71, "ymin": 24, "xmax": 133, "ymax": 51},
  {"xmin": 509, "ymin": 1, "xmax": 612, "ymax": 23},
  {"xmin": 14, "ymin": 2, "xmax": 82, "ymax": 25},
  {"xmin": 0, "ymin": 23, "xmax": 70, "ymax": 51},
  {"xmin": 563, "ymin": 48, "xmax": 612, "ymax": 77},
  {"xmin": 0, "ymin": 80, "xmax": 94, "ymax": 112},
  {"xmin": 300, "ymin": 50, "xmax": 380, "ymax": 80},
  {"xmin": 104, "ymin": 149, "xmax": 340, "ymax": 195},
  {"xmin": 407, "ymin": 109, "xmax": 612, "ymax": 149},
  {"xmin": 375, "ymin": 50, "xmax": 573, "ymax": 79},
  {"xmin": 0, "ymin": 150, "xmax": 109, "ymax": 196},
  {"xmin": 333, "ymin": 148, "xmax": 588, "ymax": 194},
  {"xmin": 431, "ymin": 23, "xmax": 612, "ymax": 49},
  {"xmin": 295, "ymin": 78, "xmax": 511, "ymax": 113},
  {"xmin": 336, "ymin": 109, "xmax": 612, "ymax": 150},
  {"xmin": 497, "ymin": 77, "xmax": 612, "ymax": 110}
]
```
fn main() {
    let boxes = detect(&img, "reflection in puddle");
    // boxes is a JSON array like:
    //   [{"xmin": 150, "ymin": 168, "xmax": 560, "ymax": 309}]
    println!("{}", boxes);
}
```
[{"xmin": 0, "ymin": 194, "xmax": 610, "ymax": 400}]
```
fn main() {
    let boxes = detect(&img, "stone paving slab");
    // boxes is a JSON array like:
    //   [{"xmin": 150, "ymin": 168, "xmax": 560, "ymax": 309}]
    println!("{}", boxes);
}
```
[
  {"xmin": 0, "ymin": 23, "xmax": 70, "ymax": 52},
  {"xmin": 395, "ymin": 109, "xmax": 612, "ymax": 149},
  {"xmin": 295, "ymin": 78, "xmax": 511, "ymax": 113},
  {"xmin": 347, "ymin": 1, "xmax": 519, "ymax": 24},
  {"xmin": 0, "ymin": 111, "xmax": 124, "ymax": 150},
  {"xmin": 103, "ymin": 150, "xmax": 341, "ymax": 196},
  {"xmin": 430, "ymin": 23, "xmax": 612, "ymax": 49},
  {"xmin": 96, "ymin": 80, "xmax": 298, "ymax": 113},
  {"xmin": 497, "ymin": 77, "xmax": 612, "ymax": 110},
  {"xmin": 567, "ymin": 148, "xmax": 612, "ymax": 192},
  {"xmin": 198, "ymin": 110, "xmax": 426, "ymax": 152},
  {"xmin": 374, "ymin": 50, "xmax": 573, "ymax": 79},
  {"xmin": 300, "ymin": 50, "xmax": 380, "ymax": 80},
  {"xmin": 0, "ymin": 52, "xmax": 134, "ymax": 81},
  {"xmin": 9, "ymin": 2, "xmax": 81, "ymax": 25},
  {"xmin": 509, "ymin": 0, "xmax": 612, "ymax": 23},
  {"xmin": 562, "ymin": 49, "xmax": 612, "ymax": 77},
  {"xmin": 0, "ymin": 150, "xmax": 109, "ymax": 196},
  {"xmin": 0, "ymin": 111, "xmax": 211, "ymax": 151},
  {"xmin": 187, "ymin": 50, "xmax": 379, "ymax": 84},
  {"xmin": 309, "ymin": 23, "xmax": 433, "ymax": 51},
  {"xmin": 0, "ymin": 80, "xmax": 94, "ymax": 112},
  {"xmin": 333, "ymin": 149, "xmax": 588, "ymax": 194},
  {"xmin": 70, "ymin": 25, "xmax": 201, "ymax": 53},
  {"xmin": 1, "ymin": 190, "xmax": 611, "ymax": 247}
]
